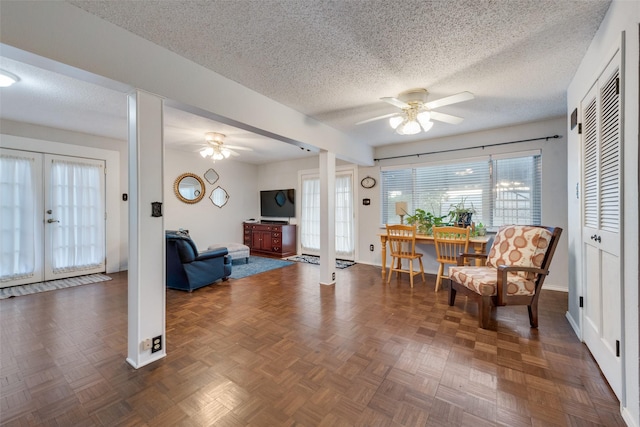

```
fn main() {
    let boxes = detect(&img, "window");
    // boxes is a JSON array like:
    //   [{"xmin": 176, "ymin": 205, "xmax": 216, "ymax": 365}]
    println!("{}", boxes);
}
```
[{"xmin": 381, "ymin": 153, "xmax": 541, "ymax": 228}]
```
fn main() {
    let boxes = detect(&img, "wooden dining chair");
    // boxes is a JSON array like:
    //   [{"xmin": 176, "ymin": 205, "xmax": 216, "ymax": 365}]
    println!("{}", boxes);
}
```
[
  {"xmin": 432, "ymin": 226, "xmax": 470, "ymax": 292},
  {"xmin": 385, "ymin": 224, "xmax": 425, "ymax": 288},
  {"xmin": 448, "ymin": 225, "xmax": 562, "ymax": 329}
]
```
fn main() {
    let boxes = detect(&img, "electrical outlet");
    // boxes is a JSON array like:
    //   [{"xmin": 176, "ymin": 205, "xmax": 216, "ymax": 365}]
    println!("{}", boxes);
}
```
[
  {"xmin": 142, "ymin": 338, "xmax": 152, "ymax": 350},
  {"xmin": 369, "ymin": 244, "xmax": 374, "ymax": 251},
  {"xmin": 151, "ymin": 335, "xmax": 162, "ymax": 353}
]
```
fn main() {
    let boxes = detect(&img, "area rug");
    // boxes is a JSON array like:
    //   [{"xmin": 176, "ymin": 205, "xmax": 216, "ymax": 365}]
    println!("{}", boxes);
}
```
[
  {"xmin": 229, "ymin": 256, "xmax": 294, "ymax": 279},
  {"xmin": 287, "ymin": 254, "xmax": 356, "ymax": 269},
  {"xmin": 0, "ymin": 273, "xmax": 113, "ymax": 299}
]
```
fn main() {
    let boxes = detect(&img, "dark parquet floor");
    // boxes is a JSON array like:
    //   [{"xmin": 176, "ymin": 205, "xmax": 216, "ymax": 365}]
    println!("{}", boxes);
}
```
[{"xmin": 0, "ymin": 262, "xmax": 625, "ymax": 426}]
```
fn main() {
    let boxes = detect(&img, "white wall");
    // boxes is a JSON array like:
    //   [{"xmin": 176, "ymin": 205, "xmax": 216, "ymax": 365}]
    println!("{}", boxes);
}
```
[
  {"xmin": 566, "ymin": 1, "xmax": 639, "ymax": 425},
  {"xmin": 0, "ymin": 119, "xmax": 128, "ymax": 272},
  {"xmin": 164, "ymin": 149, "xmax": 259, "ymax": 251}
]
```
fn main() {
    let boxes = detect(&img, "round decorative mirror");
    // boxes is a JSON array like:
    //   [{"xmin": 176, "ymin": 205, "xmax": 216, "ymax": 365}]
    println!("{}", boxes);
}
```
[{"xmin": 174, "ymin": 173, "xmax": 205, "ymax": 204}]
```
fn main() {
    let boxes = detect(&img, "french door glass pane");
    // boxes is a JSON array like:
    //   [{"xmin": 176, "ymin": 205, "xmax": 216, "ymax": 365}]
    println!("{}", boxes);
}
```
[
  {"xmin": 0, "ymin": 154, "xmax": 36, "ymax": 281},
  {"xmin": 50, "ymin": 159, "xmax": 105, "ymax": 273}
]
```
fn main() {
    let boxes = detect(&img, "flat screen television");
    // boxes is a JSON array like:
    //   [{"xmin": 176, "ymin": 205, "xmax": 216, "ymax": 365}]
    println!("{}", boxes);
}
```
[{"xmin": 260, "ymin": 189, "xmax": 295, "ymax": 218}]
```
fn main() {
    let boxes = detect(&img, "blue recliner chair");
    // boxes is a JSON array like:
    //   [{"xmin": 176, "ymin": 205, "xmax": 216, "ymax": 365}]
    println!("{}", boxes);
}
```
[{"xmin": 165, "ymin": 231, "xmax": 232, "ymax": 291}]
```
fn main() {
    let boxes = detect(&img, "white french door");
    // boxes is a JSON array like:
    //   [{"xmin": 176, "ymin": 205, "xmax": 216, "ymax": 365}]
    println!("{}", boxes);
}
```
[
  {"xmin": 580, "ymin": 50, "xmax": 622, "ymax": 400},
  {"xmin": 300, "ymin": 170, "xmax": 355, "ymax": 260},
  {"xmin": 0, "ymin": 149, "xmax": 106, "ymax": 288},
  {"xmin": 0, "ymin": 149, "xmax": 43, "ymax": 286}
]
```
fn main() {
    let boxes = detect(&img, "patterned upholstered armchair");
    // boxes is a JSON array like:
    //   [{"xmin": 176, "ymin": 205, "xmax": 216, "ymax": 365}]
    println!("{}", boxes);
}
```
[{"xmin": 448, "ymin": 225, "xmax": 562, "ymax": 329}]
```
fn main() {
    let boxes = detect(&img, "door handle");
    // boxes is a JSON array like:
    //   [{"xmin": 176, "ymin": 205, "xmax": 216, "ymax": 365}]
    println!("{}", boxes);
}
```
[
  {"xmin": 596, "ymin": 235, "xmax": 601, "ymax": 243},
  {"xmin": 47, "ymin": 218, "xmax": 60, "ymax": 223}
]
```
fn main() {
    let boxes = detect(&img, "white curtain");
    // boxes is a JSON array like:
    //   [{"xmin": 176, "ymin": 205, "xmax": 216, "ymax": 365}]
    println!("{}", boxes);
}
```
[
  {"xmin": 50, "ymin": 159, "xmax": 105, "ymax": 273},
  {"xmin": 0, "ymin": 155, "xmax": 36, "ymax": 281},
  {"xmin": 300, "ymin": 177, "xmax": 321, "ymax": 252},
  {"xmin": 335, "ymin": 175, "xmax": 354, "ymax": 258},
  {"xmin": 300, "ymin": 173, "xmax": 355, "ymax": 258}
]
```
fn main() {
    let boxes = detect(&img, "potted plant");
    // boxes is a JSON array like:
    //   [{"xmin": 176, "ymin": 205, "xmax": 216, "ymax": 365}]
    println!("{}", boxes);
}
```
[
  {"xmin": 405, "ymin": 208, "xmax": 447, "ymax": 235},
  {"xmin": 448, "ymin": 197, "xmax": 476, "ymax": 228},
  {"xmin": 475, "ymin": 222, "xmax": 486, "ymax": 236}
]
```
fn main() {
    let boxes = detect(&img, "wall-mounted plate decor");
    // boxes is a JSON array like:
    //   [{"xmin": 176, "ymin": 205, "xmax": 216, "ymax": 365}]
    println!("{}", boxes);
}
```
[
  {"xmin": 174, "ymin": 172, "xmax": 205, "ymax": 204},
  {"xmin": 210, "ymin": 186, "xmax": 229, "ymax": 208},
  {"xmin": 204, "ymin": 168, "xmax": 219, "ymax": 185}
]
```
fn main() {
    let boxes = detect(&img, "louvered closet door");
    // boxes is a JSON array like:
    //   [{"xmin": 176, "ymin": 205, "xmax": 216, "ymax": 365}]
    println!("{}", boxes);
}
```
[{"xmin": 581, "ymin": 51, "xmax": 622, "ymax": 400}]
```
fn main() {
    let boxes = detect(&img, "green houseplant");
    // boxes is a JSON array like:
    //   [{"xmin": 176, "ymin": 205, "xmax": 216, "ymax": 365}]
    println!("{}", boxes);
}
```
[
  {"xmin": 448, "ymin": 197, "xmax": 476, "ymax": 228},
  {"xmin": 475, "ymin": 222, "xmax": 487, "ymax": 236},
  {"xmin": 405, "ymin": 208, "xmax": 447, "ymax": 235}
]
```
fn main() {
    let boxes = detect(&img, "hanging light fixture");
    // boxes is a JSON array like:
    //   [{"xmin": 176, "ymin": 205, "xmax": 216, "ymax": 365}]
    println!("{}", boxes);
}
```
[
  {"xmin": 0, "ymin": 69, "xmax": 19, "ymax": 87},
  {"xmin": 200, "ymin": 132, "xmax": 231, "ymax": 161},
  {"xmin": 389, "ymin": 103, "xmax": 434, "ymax": 135}
]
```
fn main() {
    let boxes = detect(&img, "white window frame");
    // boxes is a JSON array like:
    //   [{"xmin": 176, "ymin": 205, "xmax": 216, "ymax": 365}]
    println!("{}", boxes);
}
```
[{"xmin": 380, "ymin": 151, "xmax": 542, "ymax": 229}]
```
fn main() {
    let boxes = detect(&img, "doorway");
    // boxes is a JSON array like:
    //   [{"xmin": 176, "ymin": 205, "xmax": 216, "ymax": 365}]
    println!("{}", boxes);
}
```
[{"xmin": 0, "ymin": 148, "xmax": 106, "ymax": 288}]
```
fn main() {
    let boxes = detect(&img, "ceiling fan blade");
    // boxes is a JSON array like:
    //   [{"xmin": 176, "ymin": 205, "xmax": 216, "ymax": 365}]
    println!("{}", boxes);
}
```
[
  {"xmin": 225, "ymin": 144, "xmax": 253, "ymax": 151},
  {"xmin": 425, "ymin": 91, "xmax": 474, "ymax": 109},
  {"xmin": 228, "ymin": 149, "xmax": 240, "ymax": 157},
  {"xmin": 430, "ymin": 111, "xmax": 464, "ymax": 125},
  {"xmin": 356, "ymin": 113, "xmax": 399, "ymax": 125},
  {"xmin": 381, "ymin": 97, "xmax": 409, "ymax": 109}
]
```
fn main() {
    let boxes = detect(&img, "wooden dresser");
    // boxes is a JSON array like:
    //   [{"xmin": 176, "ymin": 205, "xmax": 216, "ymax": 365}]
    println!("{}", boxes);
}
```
[{"xmin": 243, "ymin": 222, "xmax": 297, "ymax": 258}]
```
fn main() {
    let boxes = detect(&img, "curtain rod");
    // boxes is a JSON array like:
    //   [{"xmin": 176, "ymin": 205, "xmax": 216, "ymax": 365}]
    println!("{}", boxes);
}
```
[{"xmin": 374, "ymin": 134, "xmax": 561, "ymax": 162}]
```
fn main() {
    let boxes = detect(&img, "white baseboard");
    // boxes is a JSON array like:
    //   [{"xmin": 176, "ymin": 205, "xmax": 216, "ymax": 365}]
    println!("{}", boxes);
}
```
[
  {"xmin": 622, "ymin": 405, "xmax": 639, "ymax": 427},
  {"xmin": 543, "ymin": 284, "xmax": 568, "ymax": 292},
  {"xmin": 565, "ymin": 311, "xmax": 581, "ymax": 339}
]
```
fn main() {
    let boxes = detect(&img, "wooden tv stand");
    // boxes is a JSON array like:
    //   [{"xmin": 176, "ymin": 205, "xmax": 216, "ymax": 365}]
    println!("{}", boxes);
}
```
[{"xmin": 243, "ymin": 222, "xmax": 297, "ymax": 258}]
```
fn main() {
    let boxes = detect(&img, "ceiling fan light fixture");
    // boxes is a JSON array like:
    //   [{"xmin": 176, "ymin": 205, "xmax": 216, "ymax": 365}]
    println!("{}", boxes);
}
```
[
  {"xmin": 205, "ymin": 132, "xmax": 225, "ymax": 143},
  {"xmin": 398, "ymin": 120, "xmax": 420, "ymax": 135},
  {"xmin": 0, "ymin": 69, "xmax": 19, "ymax": 87},
  {"xmin": 389, "ymin": 116, "xmax": 404, "ymax": 129},
  {"xmin": 420, "ymin": 120, "xmax": 434, "ymax": 132},
  {"xmin": 200, "ymin": 147, "xmax": 214, "ymax": 158},
  {"xmin": 417, "ymin": 110, "xmax": 431, "ymax": 124},
  {"xmin": 221, "ymin": 148, "xmax": 231, "ymax": 158}
]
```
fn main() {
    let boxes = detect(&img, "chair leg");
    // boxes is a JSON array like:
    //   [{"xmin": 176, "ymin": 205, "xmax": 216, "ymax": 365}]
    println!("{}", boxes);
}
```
[
  {"xmin": 409, "ymin": 260, "xmax": 414, "ymax": 288},
  {"xmin": 418, "ymin": 258, "xmax": 425, "ymax": 283},
  {"xmin": 435, "ymin": 263, "xmax": 444, "ymax": 292},
  {"xmin": 387, "ymin": 257, "xmax": 394, "ymax": 283},
  {"xmin": 528, "ymin": 302, "xmax": 539, "ymax": 328},
  {"xmin": 479, "ymin": 296, "xmax": 492, "ymax": 329},
  {"xmin": 448, "ymin": 280, "xmax": 457, "ymax": 306}
]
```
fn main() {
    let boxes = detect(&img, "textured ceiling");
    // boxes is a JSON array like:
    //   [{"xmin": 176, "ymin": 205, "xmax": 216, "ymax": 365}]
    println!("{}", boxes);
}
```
[
  {"xmin": 67, "ymin": 0, "xmax": 610, "ymax": 146},
  {"xmin": 1, "ymin": 1, "xmax": 611, "ymax": 162}
]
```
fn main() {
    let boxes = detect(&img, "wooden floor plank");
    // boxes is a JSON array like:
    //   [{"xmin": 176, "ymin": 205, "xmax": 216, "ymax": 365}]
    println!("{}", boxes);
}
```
[{"xmin": 0, "ymin": 263, "xmax": 625, "ymax": 426}]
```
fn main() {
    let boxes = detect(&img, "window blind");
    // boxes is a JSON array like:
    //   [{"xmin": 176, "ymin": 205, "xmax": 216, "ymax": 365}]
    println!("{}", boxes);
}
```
[{"xmin": 381, "ymin": 153, "xmax": 541, "ymax": 228}]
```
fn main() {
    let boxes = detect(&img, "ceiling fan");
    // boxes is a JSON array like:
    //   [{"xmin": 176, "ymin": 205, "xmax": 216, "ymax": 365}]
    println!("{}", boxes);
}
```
[
  {"xmin": 357, "ymin": 88, "xmax": 474, "ymax": 135},
  {"xmin": 198, "ymin": 132, "xmax": 253, "ymax": 160}
]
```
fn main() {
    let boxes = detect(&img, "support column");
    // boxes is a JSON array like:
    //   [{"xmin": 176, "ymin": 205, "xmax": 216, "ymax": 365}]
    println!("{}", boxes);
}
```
[
  {"xmin": 319, "ymin": 151, "xmax": 336, "ymax": 285},
  {"xmin": 126, "ymin": 90, "xmax": 166, "ymax": 368}
]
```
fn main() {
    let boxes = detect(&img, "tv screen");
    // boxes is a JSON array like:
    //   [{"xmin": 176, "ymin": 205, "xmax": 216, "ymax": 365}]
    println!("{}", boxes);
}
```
[{"xmin": 260, "ymin": 189, "xmax": 295, "ymax": 218}]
